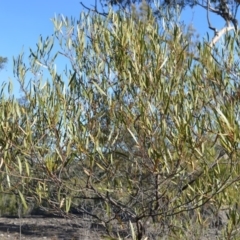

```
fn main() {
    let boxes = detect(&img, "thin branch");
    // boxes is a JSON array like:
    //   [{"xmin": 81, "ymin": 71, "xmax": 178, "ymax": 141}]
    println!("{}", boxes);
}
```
[
  {"xmin": 206, "ymin": 0, "xmax": 218, "ymax": 34},
  {"xmin": 198, "ymin": 2, "xmax": 220, "ymax": 14},
  {"xmin": 80, "ymin": 2, "xmax": 108, "ymax": 17}
]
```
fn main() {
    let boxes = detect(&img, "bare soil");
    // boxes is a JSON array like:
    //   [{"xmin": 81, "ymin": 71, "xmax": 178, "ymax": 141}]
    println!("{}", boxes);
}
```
[
  {"xmin": 0, "ymin": 215, "xmax": 105, "ymax": 240},
  {"xmin": 0, "ymin": 210, "xmax": 238, "ymax": 240}
]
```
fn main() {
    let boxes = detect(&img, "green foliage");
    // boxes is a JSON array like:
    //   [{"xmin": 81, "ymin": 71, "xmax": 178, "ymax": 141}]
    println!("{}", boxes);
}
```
[
  {"xmin": 0, "ymin": 56, "xmax": 7, "ymax": 70},
  {"xmin": 0, "ymin": 193, "xmax": 18, "ymax": 216},
  {"xmin": 1, "ymin": 7, "xmax": 240, "ymax": 239},
  {"xmin": 0, "ymin": 192, "xmax": 34, "ymax": 217}
]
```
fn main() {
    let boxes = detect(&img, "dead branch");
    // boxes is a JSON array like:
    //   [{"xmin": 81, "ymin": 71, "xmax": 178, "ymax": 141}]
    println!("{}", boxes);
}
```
[{"xmin": 210, "ymin": 25, "xmax": 235, "ymax": 47}]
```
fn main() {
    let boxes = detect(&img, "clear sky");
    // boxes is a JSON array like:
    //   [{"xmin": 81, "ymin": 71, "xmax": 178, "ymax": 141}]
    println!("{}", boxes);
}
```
[
  {"xmin": 0, "ymin": 0, "xmax": 96, "ymax": 97},
  {"xmin": 0, "ymin": 0, "xmax": 237, "ymax": 98}
]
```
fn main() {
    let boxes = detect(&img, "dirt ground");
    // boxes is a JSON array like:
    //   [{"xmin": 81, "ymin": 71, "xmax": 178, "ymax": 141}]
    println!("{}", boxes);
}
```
[
  {"xmin": 0, "ymin": 215, "xmax": 105, "ymax": 240},
  {"xmin": 0, "ymin": 212, "xmax": 239, "ymax": 240}
]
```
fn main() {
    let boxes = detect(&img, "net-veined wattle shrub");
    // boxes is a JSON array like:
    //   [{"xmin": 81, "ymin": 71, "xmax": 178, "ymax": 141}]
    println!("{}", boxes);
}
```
[{"xmin": 1, "ymin": 6, "xmax": 240, "ymax": 239}]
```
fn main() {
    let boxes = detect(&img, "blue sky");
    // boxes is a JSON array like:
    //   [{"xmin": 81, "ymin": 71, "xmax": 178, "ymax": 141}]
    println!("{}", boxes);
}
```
[
  {"xmin": 0, "ymin": 0, "xmax": 96, "ymax": 97},
  {"xmin": 0, "ymin": 0, "xmax": 236, "ymax": 98}
]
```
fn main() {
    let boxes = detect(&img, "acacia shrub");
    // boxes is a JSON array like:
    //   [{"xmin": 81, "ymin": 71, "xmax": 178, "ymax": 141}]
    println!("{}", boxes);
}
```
[{"xmin": 1, "ymin": 8, "xmax": 240, "ymax": 239}]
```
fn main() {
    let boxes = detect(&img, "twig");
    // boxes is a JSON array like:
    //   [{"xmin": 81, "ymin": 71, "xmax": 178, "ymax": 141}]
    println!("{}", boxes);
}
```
[
  {"xmin": 79, "ymin": 2, "xmax": 108, "ymax": 17},
  {"xmin": 207, "ymin": 0, "xmax": 218, "ymax": 34}
]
